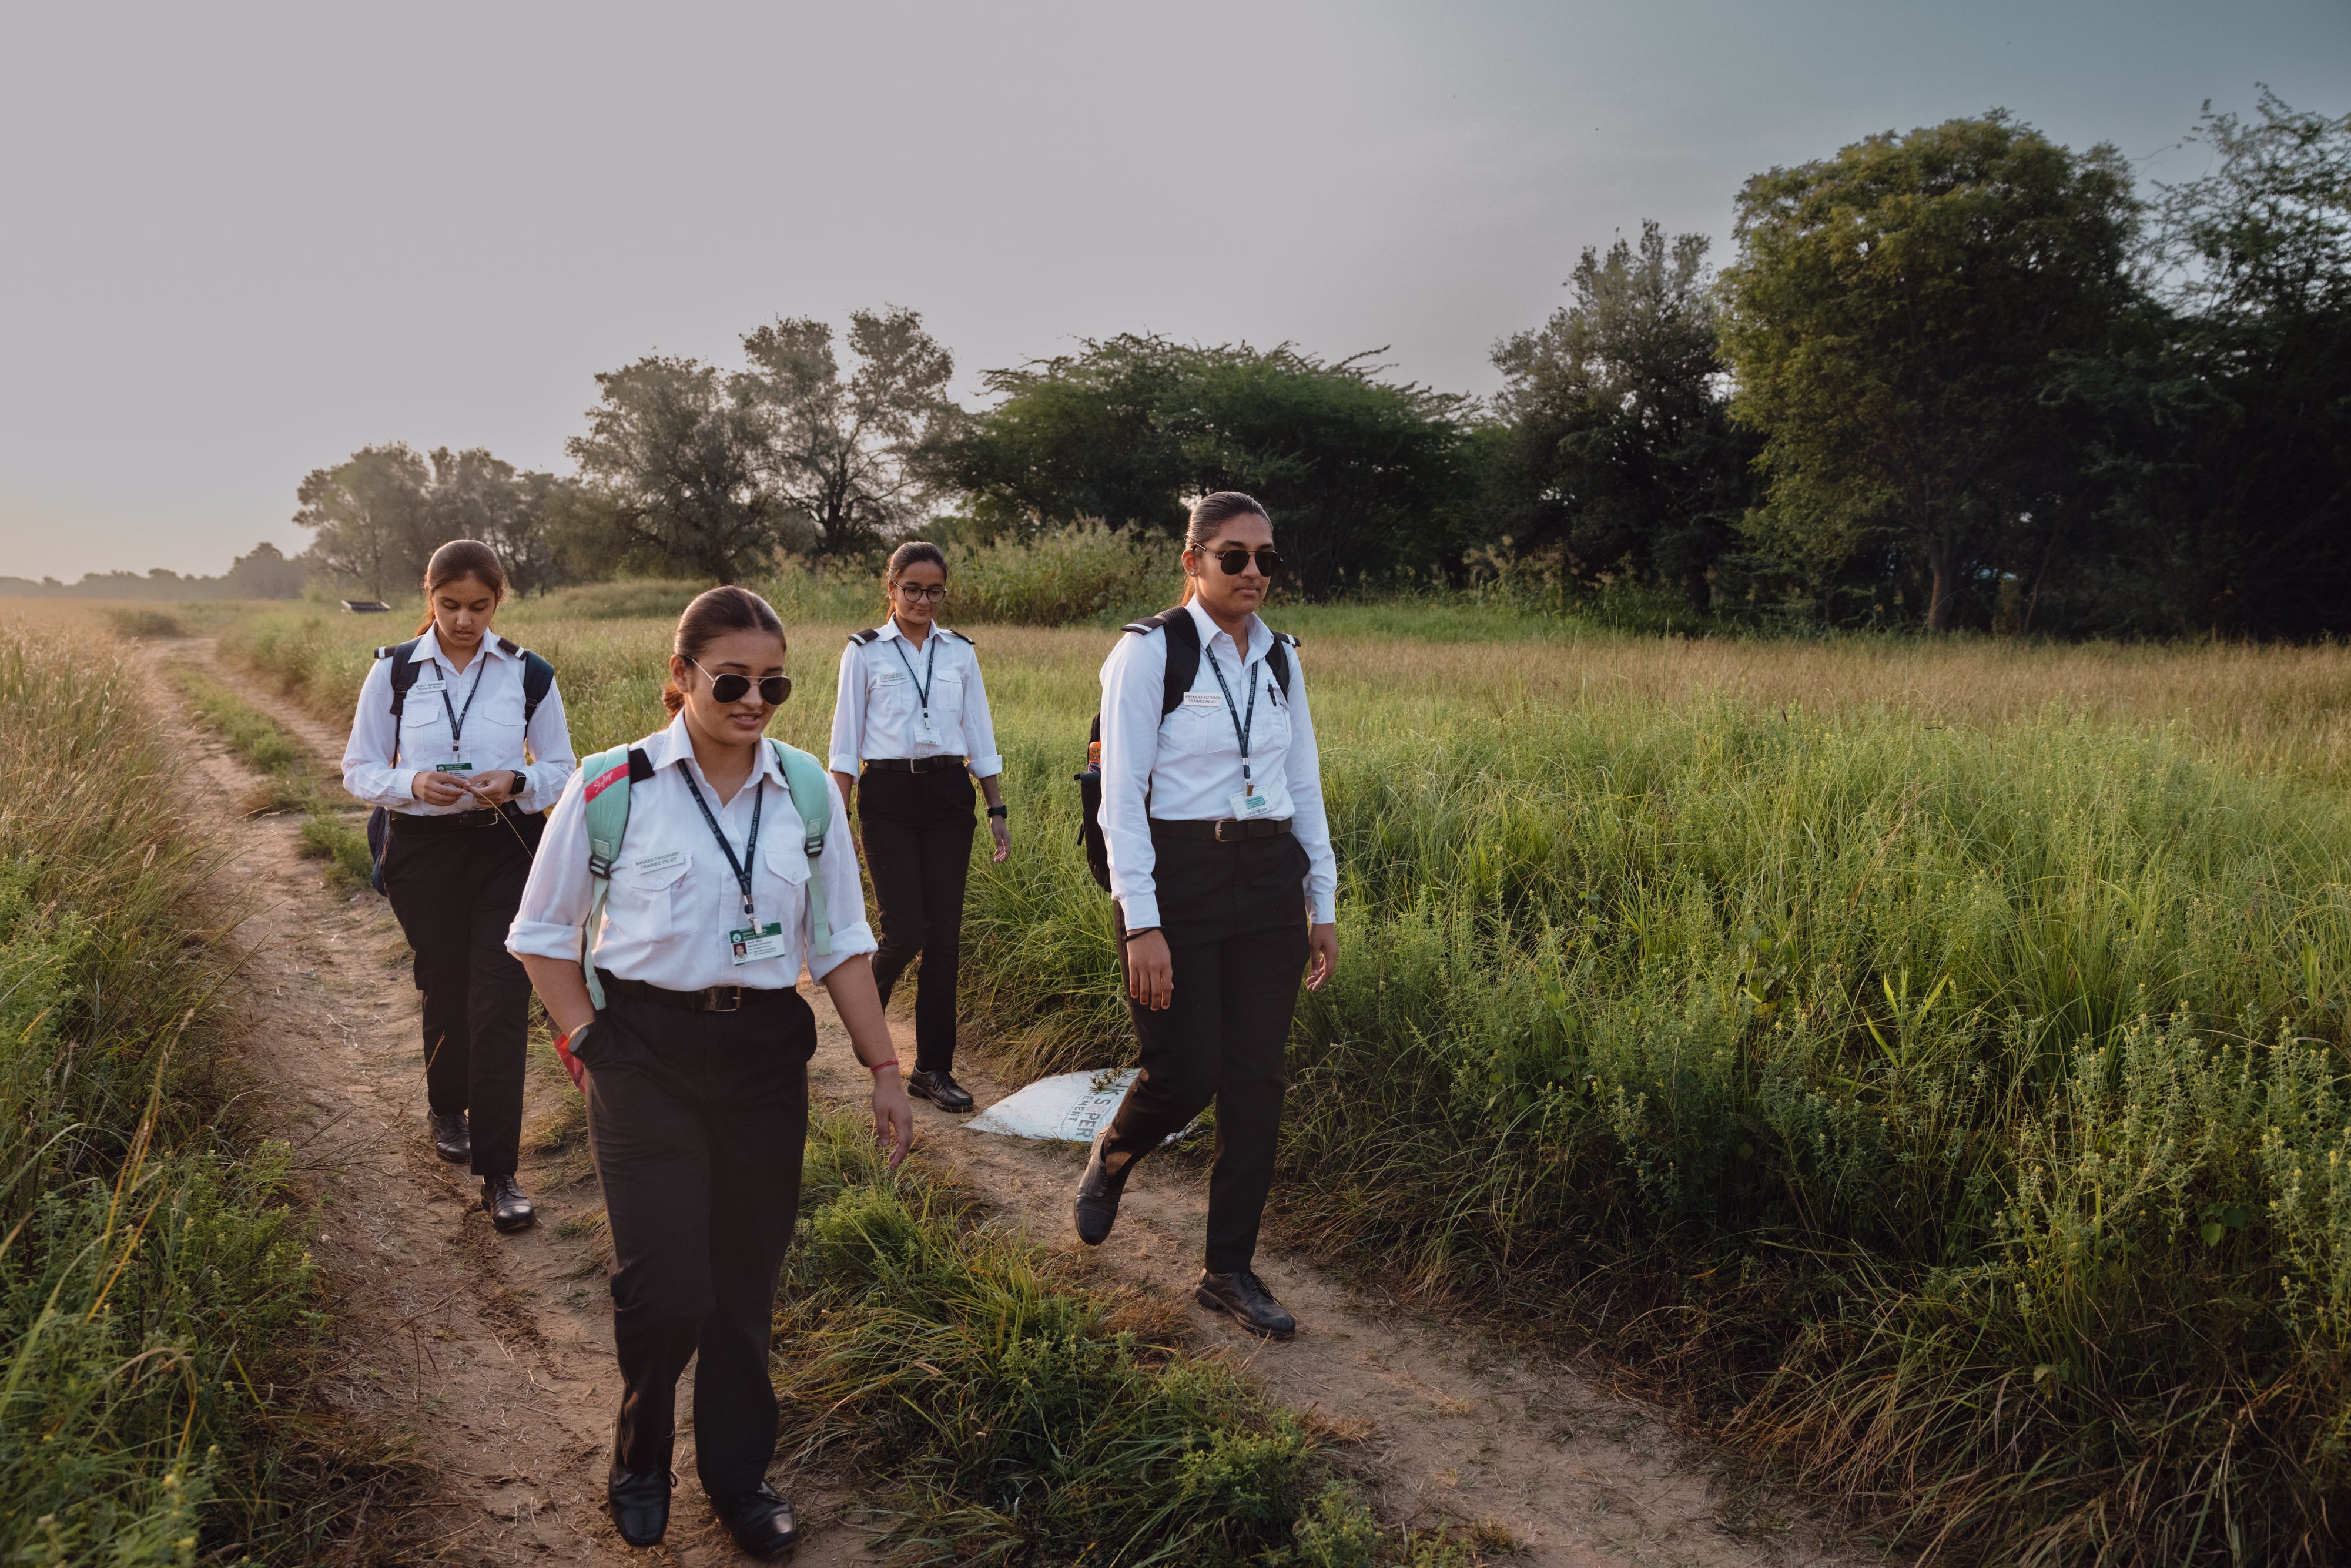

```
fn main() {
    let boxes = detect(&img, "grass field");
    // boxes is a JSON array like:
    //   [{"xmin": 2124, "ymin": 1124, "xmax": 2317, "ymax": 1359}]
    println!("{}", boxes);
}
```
[
  {"xmin": 224, "ymin": 593, "xmax": 2351, "ymax": 1564},
  {"xmin": 0, "ymin": 619, "xmax": 400, "ymax": 1561}
]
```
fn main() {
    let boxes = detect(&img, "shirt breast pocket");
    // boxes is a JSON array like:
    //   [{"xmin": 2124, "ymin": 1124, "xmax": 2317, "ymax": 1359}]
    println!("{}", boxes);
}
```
[
  {"xmin": 468, "ymin": 710, "xmax": 525, "ymax": 762},
  {"xmin": 609, "ymin": 854, "xmax": 692, "ymax": 940},
  {"xmin": 398, "ymin": 703, "xmax": 448, "ymax": 759},
  {"xmin": 1162, "ymin": 703, "xmax": 1228, "ymax": 758},
  {"xmin": 1256, "ymin": 699, "xmax": 1292, "ymax": 754},
  {"xmin": 757, "ymin": 834, "xmax": 811, "ymax": 937}
]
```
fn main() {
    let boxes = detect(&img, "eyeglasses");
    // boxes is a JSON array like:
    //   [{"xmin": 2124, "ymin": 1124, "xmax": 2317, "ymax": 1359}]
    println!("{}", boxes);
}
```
[
  {"xmin": 895, "ymin": 583, "xmax": 949, "ymax": 602},
  {"xmin": 691, "ymin": 659, "xmax": 792, "ymax": 705},
  {"xmin": 1209, "ymin": 547, "xmax": 1282, "ymax": 577}
]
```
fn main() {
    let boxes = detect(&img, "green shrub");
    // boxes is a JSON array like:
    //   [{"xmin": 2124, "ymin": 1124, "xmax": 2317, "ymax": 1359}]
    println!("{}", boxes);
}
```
[{"xmin": 945, "ymin": 521, "xmax": 1181, "ymax": 626}]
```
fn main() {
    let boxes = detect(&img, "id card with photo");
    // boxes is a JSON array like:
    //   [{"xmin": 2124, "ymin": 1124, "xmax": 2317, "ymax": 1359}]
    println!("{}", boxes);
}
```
[{"xmin": 729, "ymin": 921, "xmax": 788, "ymax": 964}]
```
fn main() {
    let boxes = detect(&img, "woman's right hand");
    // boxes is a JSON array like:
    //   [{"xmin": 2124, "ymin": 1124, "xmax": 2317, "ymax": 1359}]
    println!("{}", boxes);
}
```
[
  {"xmin": 1124, "ymin": 929, "xmax": 1173, "ymax": 1011},
  {"xmin": 411, "ymin": 769, "xmax": 473, "ymax": 806}
]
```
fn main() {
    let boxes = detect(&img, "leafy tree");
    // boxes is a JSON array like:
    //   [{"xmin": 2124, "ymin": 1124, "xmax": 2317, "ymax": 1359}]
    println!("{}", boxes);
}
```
[
  {"xmin": 422, "ymin": 447, "xmax": 570, "ymax": 597},
  {"xmin": 292, "ymin": 443, "xmax": 434, "ymax": 598},
  {"xmin": 932, "ymin": 336, "xmax": 1473, "ymax": 596},
  {"xmin": 1719, "ymin": 113, "xmax": 2138, "ymax": 629},
  {"xmin": 1488, "ymin": 222, "xmax": 1759, "ymax": 615},
  {"xmin": 565, "ymin": 356, "xmax": 787, "ymax": 584},
  {"xmin": 220, "ymin": 541, "xmax": 306, "ymax": 598},
  {"xmin": 2087, "ymin": 90, "xmax": 2351, "ymax": 635},
  {"xmin": 736, "ymin": 306, "xmax": 961, "ymax": 562}
]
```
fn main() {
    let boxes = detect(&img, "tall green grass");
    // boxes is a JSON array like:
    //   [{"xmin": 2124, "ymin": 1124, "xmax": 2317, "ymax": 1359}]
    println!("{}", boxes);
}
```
[
  {"xmin": 170, "ymin": 666, "xmax": 374, "ymax": 887},
  {"xmin": 223, "ymin": 599, "xmax": 2351, "ymax": 1562},
  {"xmin": 0, "ymin": 628, "xmax": 350, "ymax": 1559},
  {"xmin": 779, "ymin": 1105, "xmax": 1473, "ymax": 1567}
]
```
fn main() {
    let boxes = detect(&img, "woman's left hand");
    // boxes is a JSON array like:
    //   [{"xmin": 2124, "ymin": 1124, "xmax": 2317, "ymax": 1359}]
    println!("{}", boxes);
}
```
[
  {"xmin": 871, "ymin": 1070, "xmax": 915, "ymax": 1169},
  {"xmin": 989, "ymin": 815, "xmax": 1010, "ymax": 863},
  {"xmin": 1305, "ymin": 922, "xmax": 1338, "ymax": 991},
  {"xmin": 467, "ymin": 770, "xmax": 521, "ymax": 803}
]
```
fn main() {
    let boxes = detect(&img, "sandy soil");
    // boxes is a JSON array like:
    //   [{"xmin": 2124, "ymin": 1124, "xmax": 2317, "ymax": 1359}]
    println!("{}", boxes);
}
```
[{"xmin": 159, "ymin": 636, "xmax": 1842, "ymax": 1567}]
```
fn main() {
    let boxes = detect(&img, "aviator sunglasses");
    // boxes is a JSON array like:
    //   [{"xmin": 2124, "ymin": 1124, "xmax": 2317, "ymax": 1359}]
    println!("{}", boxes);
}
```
[
  {"xmin": 1207, "ymin": 547, "xmax": 1283, "ymax": 576},
  {"xmin": 690, "ymin": 659, "xmax": 792, "ymax": 705}
]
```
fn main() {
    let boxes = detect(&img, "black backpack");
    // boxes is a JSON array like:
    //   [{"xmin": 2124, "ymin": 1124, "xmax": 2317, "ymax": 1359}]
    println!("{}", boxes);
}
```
[
  {"xmin": 365, "ymin": 635, "xmax": 556, "ymax": 894},
  {"xmin": 1076, "ymin": 607, "xmax": 1295, "ymax": 892}
]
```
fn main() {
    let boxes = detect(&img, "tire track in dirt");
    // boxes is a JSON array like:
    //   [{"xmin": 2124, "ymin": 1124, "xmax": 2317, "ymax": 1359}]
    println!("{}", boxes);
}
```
[{"xmin": 168, "ymin": 633, "xmax": 1844, "ymax": 1567}]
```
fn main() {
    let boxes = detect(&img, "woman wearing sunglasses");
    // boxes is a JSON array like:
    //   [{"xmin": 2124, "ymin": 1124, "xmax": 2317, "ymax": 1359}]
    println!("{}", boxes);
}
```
[
  {"xmin": 1071, "ymin": 491, "xmax": 1338, "ymax": 1341},
  {"xmin": 827, "ymin": 541, "xmax": 1010, "ymax": 1115},
  {"xmin": 341, "ymin": 538, "xmax": 576, "ymax": 1234},
  {"xmin": 506, "ymin": 586, "xmax": 912, "ymax": 1555}
]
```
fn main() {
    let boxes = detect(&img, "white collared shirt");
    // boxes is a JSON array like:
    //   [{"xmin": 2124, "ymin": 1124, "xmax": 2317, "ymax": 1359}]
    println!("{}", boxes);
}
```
[
  {"xmin": 341, "ymin": 629, "xmax": 578, "ymax": 815},
  {"xmin": 1097, "ymin": 599, "xmax": 1338, "ymax": 932},
  {"xmin": 828, "ymin": 618, "xmax": 1003, "ymax": 778},
  {"xmin": 505, "ymin": 714, "xmax": 876, "ymax": 991}
]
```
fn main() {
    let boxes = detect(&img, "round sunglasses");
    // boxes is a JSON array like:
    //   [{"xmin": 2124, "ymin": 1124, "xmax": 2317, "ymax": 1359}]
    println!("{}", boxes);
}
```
[
  {"xmin": 691, "ymin": 659, "xmax": 792, "ymax": 705},
  {"xmin": 1207, "ymin": 547, "xmax": 1282, "ymax": 576}
]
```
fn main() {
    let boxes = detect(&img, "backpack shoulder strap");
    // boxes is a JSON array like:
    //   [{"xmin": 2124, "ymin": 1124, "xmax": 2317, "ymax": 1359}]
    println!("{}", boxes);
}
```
[
  {"xmin": 1267, "ymin": 629, "xmax": 1297, "ymax": 696},
  {"xmin": 376, "ymin": 637, "xmax": 426, "ymax": 718},
  {"xmin": 515, "ymin": 648, "xmax": 555, "ymax": 722},
  {"xmin": 849, "ymin": 626, "xmax": 886, "ymax": 646},
  {"xmin": 1118, "ymin": 605, "xmax": 1198, "ymax": 718},
  {"xmin": 769, "ymin": 740, "xmax": 835, "ymax": 957},
  {"xmin": 577, "ymin": 742, "xmax": 654, "ymax": 1009}
]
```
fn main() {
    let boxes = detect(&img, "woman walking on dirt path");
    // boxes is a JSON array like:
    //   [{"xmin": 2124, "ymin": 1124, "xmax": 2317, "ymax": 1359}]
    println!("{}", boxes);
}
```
[
  {"xmin": 829, "ymin": 540, "xmax": 1011, "ymax": 1116},
  {"xmin": 507, "ymin": 585, "xmax": 914, "ymax": 1557},
  {"xmin": 342, "ymin": 538, "xmax": 575, "ymax": 1236},
  {"xmin": 1071, "ymin": 491, "xmax": 1338, "ymax": 1341}
]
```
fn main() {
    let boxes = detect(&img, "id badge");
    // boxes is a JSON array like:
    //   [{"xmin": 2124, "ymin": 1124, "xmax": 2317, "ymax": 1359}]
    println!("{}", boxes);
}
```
[
  {"xmin": 916, "ymin": 716, "xmax": 942, "ymax": 746},
  {"xmin": 729, "ymin": 921, "xmax": 788, "ymax": 964},
  {"xmin": 411, "ymin": 677, "xmax": 447, "ymax": 695},
  {"xmin": 434, "ymin": 762, "xmax": 474, "ymax": 774},
  {"xmin": 1229, "ymin": 788, "xmax": 1275, "ymax": 821}
]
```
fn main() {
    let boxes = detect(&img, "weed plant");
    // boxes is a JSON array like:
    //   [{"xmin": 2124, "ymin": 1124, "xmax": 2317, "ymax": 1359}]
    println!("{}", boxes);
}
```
[
  {"xmin": 170, "ymin": 666, "xmax": 372, "ymax": 887},
  {"xmin": 0, "ymin": 627, "xmax": 346, "ymax": 1559},
  {"xmin": 223, "ymin": 602, "xmax": 2351, "ymax": 1562}
]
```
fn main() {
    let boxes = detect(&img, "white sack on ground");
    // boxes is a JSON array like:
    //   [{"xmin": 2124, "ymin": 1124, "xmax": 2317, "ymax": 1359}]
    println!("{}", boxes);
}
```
[{"xmin": 964, "ymin": 1068, "xmax": 1197, "ymax": 1145}]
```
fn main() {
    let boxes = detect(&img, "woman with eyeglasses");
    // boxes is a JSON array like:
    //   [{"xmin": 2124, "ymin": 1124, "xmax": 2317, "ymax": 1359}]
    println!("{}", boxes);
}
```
[
  {"xmin": 827, "ymin": 541, "xmax": 1010, "ymax": 1115},
  {"xmin": 341, "ymin": 538, "xmax": 576, "ymax": 1234},
  {"xmin": 1070, "ymin": 492, "xmax": 1338, "ymax": 1341},
  {"xmin": 507, "ymin": 585, "xmax": 911, "ymax": 1555}
]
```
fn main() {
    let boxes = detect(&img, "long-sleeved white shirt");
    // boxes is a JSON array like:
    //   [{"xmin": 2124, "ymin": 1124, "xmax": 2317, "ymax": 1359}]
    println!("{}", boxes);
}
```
[
  {"xmin": 828, "ymin": 619, "xmax": 1003, "ymax": 778},
  {"xmin": 505, "ymin": 713, "xmax": 876, "ymax": 991},
  {"xmin": 341, "ymin": 629, "xmax": 577, "ymax": 815},
  {"xmin": 1097, "ymin": 599, "xmax": 1337, "ymax": 932}
]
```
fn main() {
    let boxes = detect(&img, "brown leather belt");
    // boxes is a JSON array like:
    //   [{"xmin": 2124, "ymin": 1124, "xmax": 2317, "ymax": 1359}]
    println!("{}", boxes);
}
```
[
  {"xmin": 863, "ymin": 757, "xmax": 966, "ymax": 774},
  {"xmin": 1150, "ymin": 817, "xmax": 1292, "ymax": 843},
  {"xmin": 597, "ymin": 970, "xmax": 793, "ymax": 1014}
]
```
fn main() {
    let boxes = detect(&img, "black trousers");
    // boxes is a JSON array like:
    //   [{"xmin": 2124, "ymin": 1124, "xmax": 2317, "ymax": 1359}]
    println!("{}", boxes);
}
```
[
  {"xmin": 856, "ymin": 765, "xmax": 976, "ymax": 1073},
  {"xmin": 575, "ymin": 981, "xmax": 813, "ymax": 1496},
  {"xmin": 381, "ymin": 809, "xmax": 542, "ymax": 1177},
  {"xmin": 1103, "ymin": 825, "xmax": 1311, "ymax": 1275}
]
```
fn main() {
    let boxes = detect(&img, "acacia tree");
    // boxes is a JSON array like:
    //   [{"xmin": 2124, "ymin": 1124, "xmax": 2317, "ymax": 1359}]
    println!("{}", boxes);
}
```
[
  {"xmin": 292, "ymin": 443, "xmax": 435, "ymax": 598},
  {"xmin": 1719, "ymin": 113, "xmax": 2137, "ymax": 630},
  {"xmin": 1489, "ymin": 222, "xmax": 1757, "ymax": 615},
  {"xmin": 565, "ymin": 356, "xmax": 786, "ymax": 584},
  {"xmin": 736, "ymin": 306, "xmax": 960, "ymax": 561}
]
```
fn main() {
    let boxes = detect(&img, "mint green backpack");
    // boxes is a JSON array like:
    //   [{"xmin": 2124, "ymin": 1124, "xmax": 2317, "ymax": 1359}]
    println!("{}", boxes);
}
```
[{"xmin": 575, "ymin": 737, "xmax": 835, "ymax": 1008}]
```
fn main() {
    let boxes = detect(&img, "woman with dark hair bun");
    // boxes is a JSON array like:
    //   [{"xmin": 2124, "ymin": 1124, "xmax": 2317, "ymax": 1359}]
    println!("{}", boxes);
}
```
[
  {"xmin": 507, "ymin": 585, "xmax": 910, "ymax": 1556},
  {"xmin": 342, "ymin": 539, "xmax": 575, "ymax": 1233},
  {"xmin": 826, "ymin": 540, "xmax": 1010, "ymax": 1115}
]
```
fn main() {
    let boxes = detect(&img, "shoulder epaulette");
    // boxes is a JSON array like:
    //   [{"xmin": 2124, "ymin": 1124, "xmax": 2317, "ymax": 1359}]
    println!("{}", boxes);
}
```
[
  {"xmin": 1273, "ymin": 631, "xmax": 1300, "ymax": 648},
  {"xmin": 495, "ymin": 634, "xmax": 523, "ymax": 657},
  {"xmin": 849, "ymin": 627, "xmax": 885, "ymax": 646}
]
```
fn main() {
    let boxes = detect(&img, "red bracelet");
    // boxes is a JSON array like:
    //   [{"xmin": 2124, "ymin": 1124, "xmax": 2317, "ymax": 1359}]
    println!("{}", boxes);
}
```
[{"xmin": 868, "ymin": 1058, "xmax": 898, "ymax": 1074}]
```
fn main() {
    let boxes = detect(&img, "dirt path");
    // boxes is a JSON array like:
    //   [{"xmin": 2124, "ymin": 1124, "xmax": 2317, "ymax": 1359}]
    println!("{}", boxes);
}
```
[{"xmin": 161, "ymin": 636, "xmax": 1838, "ymax": 1567}]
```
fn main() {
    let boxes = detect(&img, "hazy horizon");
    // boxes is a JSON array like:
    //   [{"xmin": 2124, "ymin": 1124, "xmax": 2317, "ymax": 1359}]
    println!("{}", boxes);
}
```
[{"xmin": 3, "ymin": 1, "xmax": 2345, "ymax": 583}]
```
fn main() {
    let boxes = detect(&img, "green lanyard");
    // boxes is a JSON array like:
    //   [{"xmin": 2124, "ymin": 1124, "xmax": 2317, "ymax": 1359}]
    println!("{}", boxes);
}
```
[{"xmin": 1203, "ymin": 646, "xmax": 1260, "ymax": 793}]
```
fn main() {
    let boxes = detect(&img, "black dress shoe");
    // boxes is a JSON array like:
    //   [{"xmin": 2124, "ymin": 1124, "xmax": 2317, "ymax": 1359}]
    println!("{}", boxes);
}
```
[
  {"xmin": 428, "ymin": 1110, "xmax": 469, "ymax": 1164},
  {"xmin": 712, "ymin": 1482, "xmax": 799, "ymax": 1557},
  {"xmin": 906, "ymin": 1067, "xmax": 976, "ymax": 1113},
  {"xmin": 480, "ymin": 1174, "xmax": 535, "ymax": 1234},
  {"xmin": 608, "ymin": 1468, "xmax": 671, "ymax": 1548},
  {"xmin": 1197, "ymin": 1268, "xmax": 1297, "ymax": 1340},
  {"xmin": 1072, "ymin": 1128, "xmax": 1132, "ymax": 1247}
]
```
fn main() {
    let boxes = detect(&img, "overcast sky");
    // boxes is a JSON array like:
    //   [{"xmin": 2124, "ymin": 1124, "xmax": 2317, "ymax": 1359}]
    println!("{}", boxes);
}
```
[{"xmin": 2, "ymin": 1, "xmax": 2345, "ymax": 582}]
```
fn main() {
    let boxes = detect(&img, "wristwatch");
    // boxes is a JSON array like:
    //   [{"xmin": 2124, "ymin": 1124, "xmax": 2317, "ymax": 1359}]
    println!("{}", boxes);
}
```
[{"xmin": 987, "ymin": 805, "xmax": 1008, "ymax": 819}]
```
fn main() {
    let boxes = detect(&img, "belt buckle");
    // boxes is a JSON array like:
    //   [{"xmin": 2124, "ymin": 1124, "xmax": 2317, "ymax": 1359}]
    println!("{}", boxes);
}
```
[
  {"xmin": 1214, "ymin": 820, "xmax": 1241, "ymax": 843},
  {"xmin": 706, "ymin": 986, "xmax": 742, "ymax": 1013}
]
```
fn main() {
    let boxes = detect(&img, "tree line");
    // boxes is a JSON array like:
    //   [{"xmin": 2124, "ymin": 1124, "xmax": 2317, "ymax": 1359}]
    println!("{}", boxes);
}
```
[{"xmin": 290, "ymin": 91, "xmax": 2346, "ymax": 636}]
